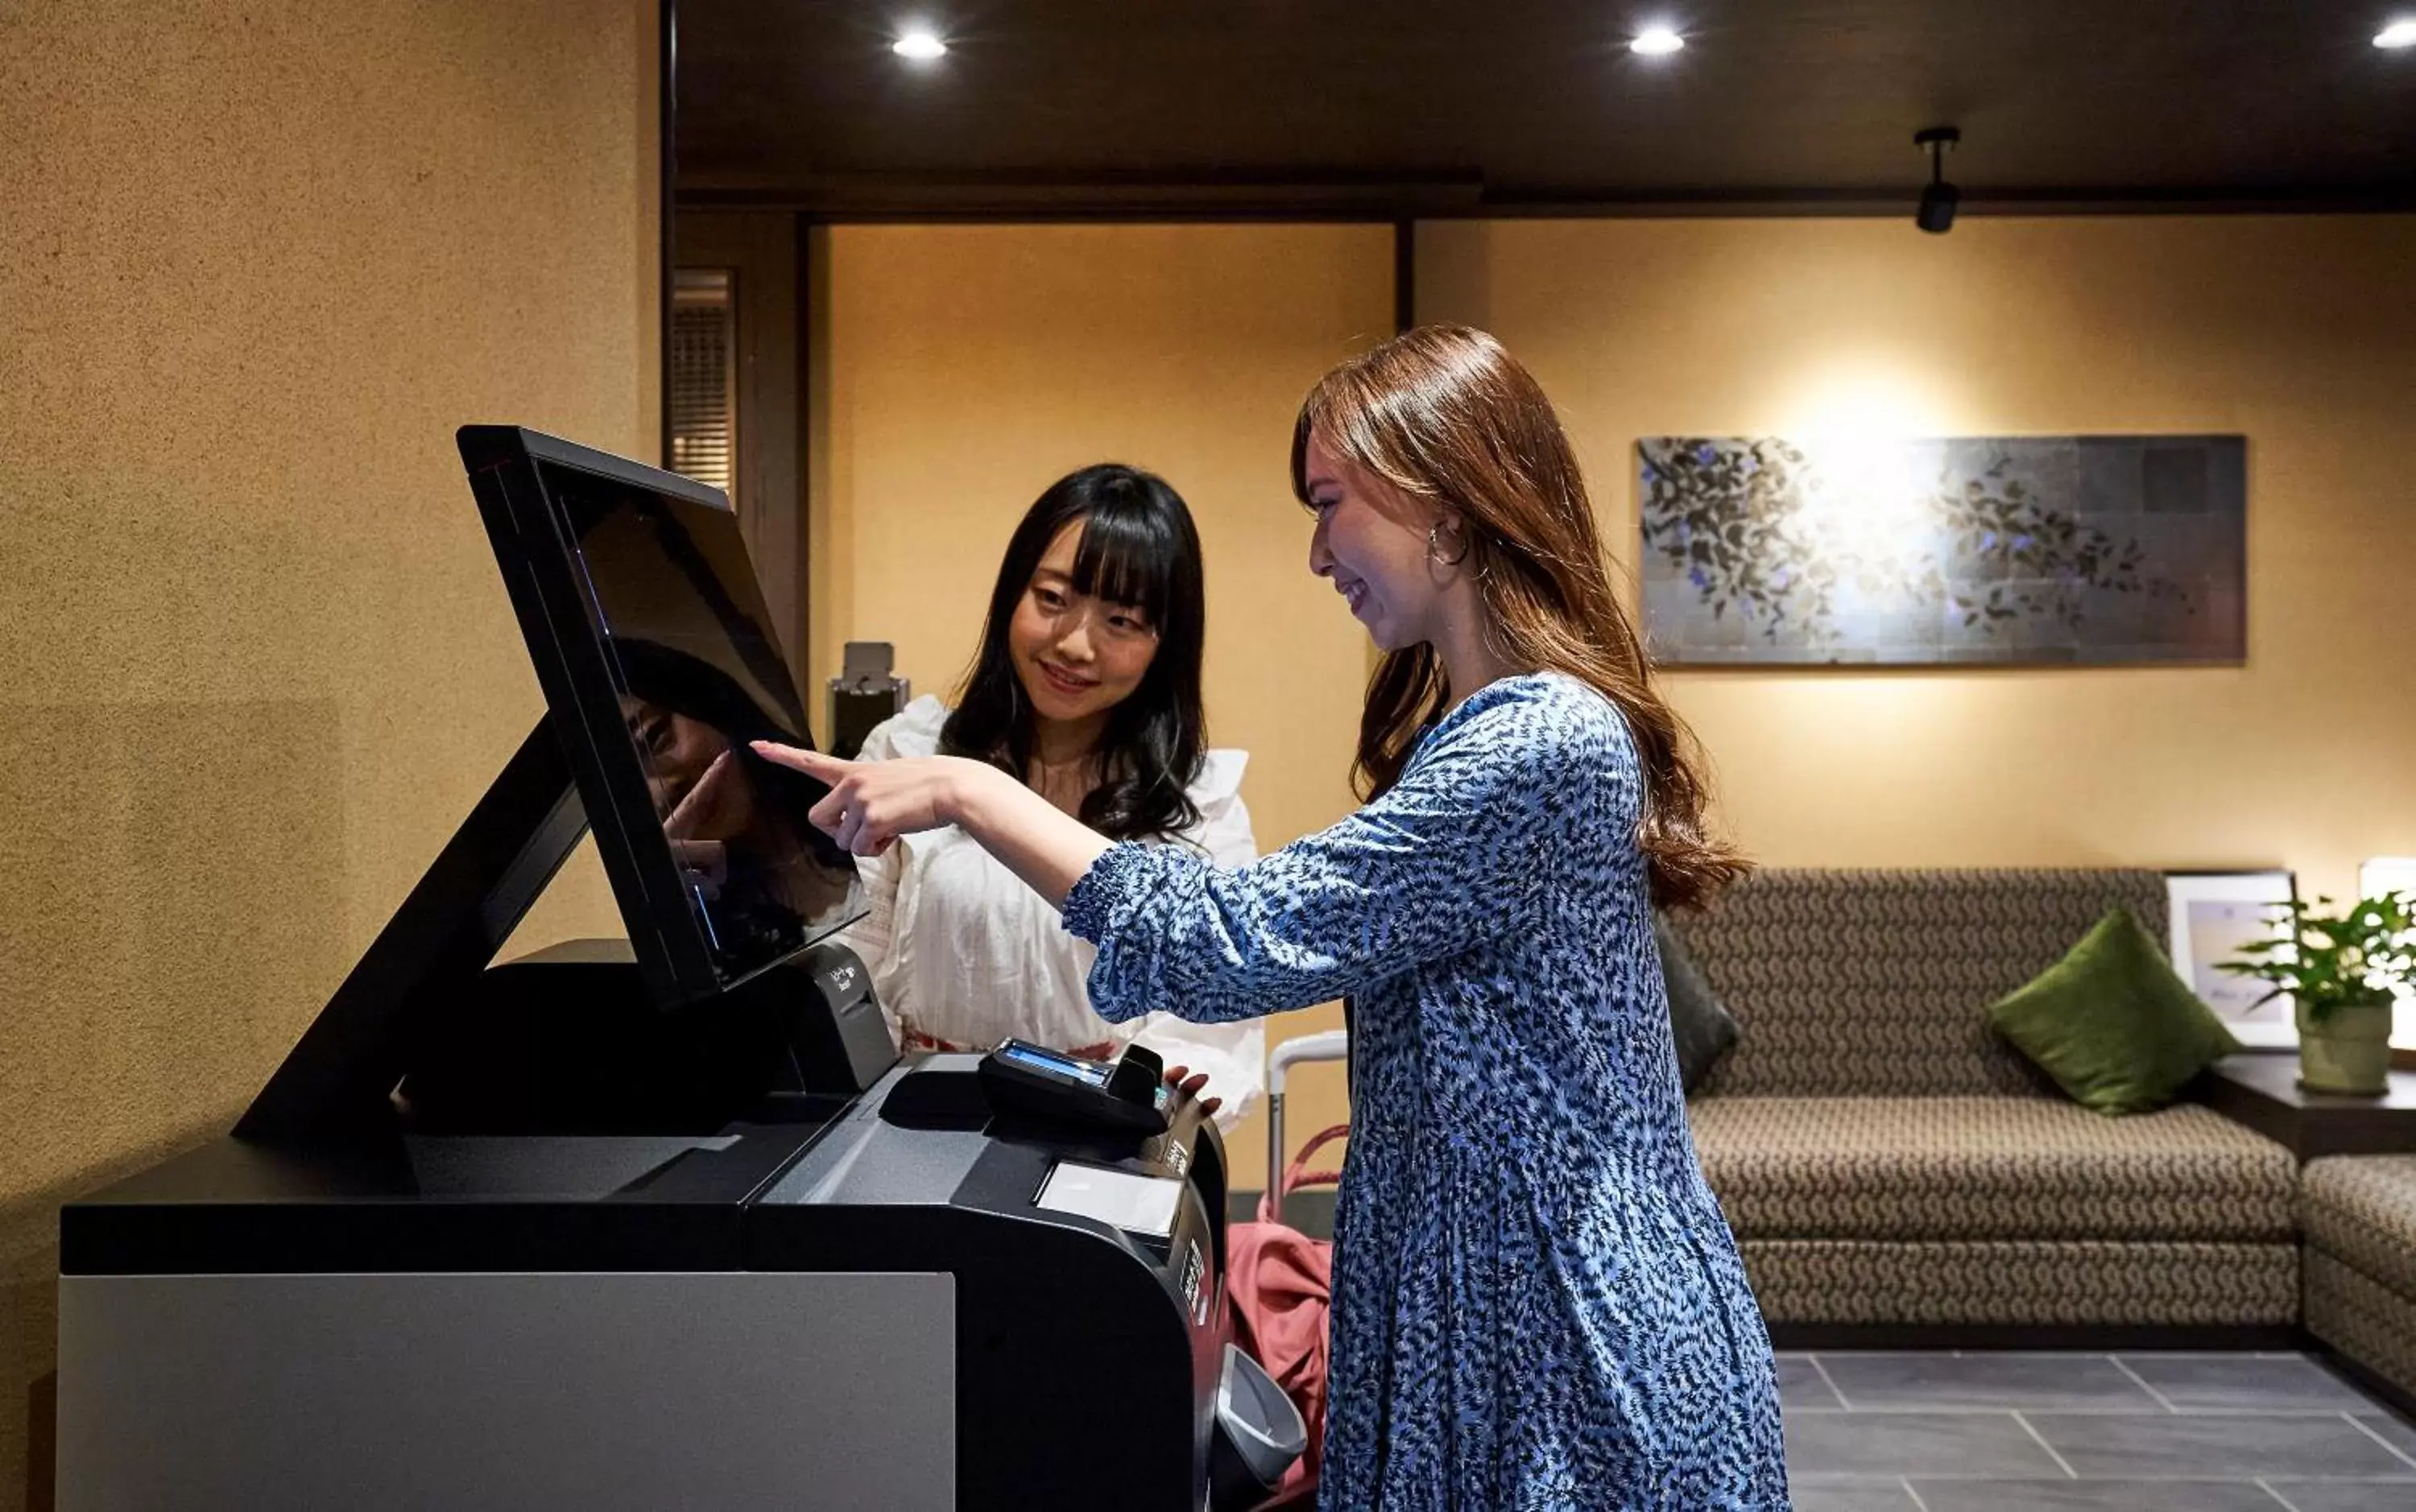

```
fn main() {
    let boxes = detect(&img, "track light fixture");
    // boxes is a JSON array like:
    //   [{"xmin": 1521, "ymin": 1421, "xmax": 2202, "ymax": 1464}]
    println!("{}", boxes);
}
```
[{"xmin": 1915, "ymin": 126, "xmax": 1960, "ymax": 233}]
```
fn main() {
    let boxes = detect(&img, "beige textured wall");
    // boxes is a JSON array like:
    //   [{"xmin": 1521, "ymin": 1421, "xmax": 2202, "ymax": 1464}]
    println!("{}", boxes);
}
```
[
  {"xmin": 810, "ymin": 224, "xmax": 1393, "ymax": 1180},
  {"xmin": 0, "ymin": 3, "xmax": 660, "ymax": 1506}
]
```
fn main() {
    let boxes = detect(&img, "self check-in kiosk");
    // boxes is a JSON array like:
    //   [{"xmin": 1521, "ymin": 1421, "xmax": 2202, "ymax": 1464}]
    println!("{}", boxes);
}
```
[{"xmin": 56, "ymin": 428, "xmax": 1301, "ymax": 1511}]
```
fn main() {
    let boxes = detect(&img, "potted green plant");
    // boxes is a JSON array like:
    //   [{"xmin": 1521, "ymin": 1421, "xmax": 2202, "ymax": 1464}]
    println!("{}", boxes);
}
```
[{"xmin": 2219, "ymin": 890, "xmax": 2414, "ymax": 1095}]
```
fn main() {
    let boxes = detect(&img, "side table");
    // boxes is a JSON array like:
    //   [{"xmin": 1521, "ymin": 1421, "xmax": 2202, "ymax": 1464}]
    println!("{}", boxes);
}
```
[{"xmin": 2193, "ymin": 1053, "xmax": 2416, "ymax": 1160}]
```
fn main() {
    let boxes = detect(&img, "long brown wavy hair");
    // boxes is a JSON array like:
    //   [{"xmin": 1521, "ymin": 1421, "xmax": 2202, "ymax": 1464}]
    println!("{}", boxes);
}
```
[{"xmin": 1291, "ymin": 324, "xmax": 1748, "ymax": 911}]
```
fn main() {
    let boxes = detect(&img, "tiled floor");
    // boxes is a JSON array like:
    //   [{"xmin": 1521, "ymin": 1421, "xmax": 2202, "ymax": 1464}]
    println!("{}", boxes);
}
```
[{"xmin": 1781, "ymin": 1352, "xmax": 2416, "ymax": 1510}]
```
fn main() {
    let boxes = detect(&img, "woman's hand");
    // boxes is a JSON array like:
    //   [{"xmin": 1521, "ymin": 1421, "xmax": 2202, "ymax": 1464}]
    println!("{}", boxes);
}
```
[
  {"xmin": 656, "ymin": 755, "xmax": 740, "ymax": 894},
  {"xmin": 751, "ymin": 744, "xmax": 993, "ymax": 857},
  {"xmin": 1164, "ymin": 1064, "xmax": 1222, "ymax": 1118},
  {"xmin": 666, "ymin": 750, "xmax": 747, "ymax": 841},
  {"xmin": 756, "ymin": 741, "xmax": 1114, "ymax": 908}
]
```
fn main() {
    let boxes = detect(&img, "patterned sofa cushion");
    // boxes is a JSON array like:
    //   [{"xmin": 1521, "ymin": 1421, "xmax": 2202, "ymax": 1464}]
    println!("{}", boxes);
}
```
[
  {"xmin": 1668, "ymin": 869, "xmax": 2170, "ymax": 1098},
  {"xmin": 1689, "ymin": 1096, "xmax": 2296, "ymax": 1242},
  {"xmin": 2301, "ymin": 1155, "xmax": 2416, "ymax": 1299},
  {"xmin": 1741, "ymin": 1238, "xmax": 2299, "ymax": 1328},
  {"xmin": 2306, "ymin": 1249, "xmax": 2416, "ymax": 1400}
]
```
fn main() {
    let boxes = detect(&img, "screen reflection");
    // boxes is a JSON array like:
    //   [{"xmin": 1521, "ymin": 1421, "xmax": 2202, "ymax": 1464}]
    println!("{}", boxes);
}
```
[{"xmin": 543, "ymin": 464, "xmax": 862, "ymax": 985}]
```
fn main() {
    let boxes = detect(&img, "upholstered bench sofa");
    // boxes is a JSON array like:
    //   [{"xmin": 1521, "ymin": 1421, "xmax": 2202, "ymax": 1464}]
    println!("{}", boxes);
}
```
[
  {"xmin": 1670, "ymin": 869, "xmax": 2302, "ymax": 1336},
  {"xmin": 2302, "ymin": 1155, "xmax": 2416, "ymax": 1403}
]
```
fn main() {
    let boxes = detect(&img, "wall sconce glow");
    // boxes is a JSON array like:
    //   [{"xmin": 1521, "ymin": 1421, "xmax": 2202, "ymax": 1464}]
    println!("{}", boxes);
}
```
[
  {"xmin": 1630, "ymin": 26, "xmax": 1686, "ymax": 56},
  {"xmin": 1775, "ymin": 363, "xmax": 1960, "ymax": 443},
  {"xmin": 892, "ymin": 27, "xmax": 948, "ymax": 61},
  {"xmin": 2376, "ymin": 19, "xmax": 2416, "ymax": 48}
]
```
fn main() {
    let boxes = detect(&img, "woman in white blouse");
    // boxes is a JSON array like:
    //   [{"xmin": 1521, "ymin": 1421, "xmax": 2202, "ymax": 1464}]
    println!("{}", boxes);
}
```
[{"xmin": 837, "ymin": 464, "xmax": 1264, "ymax": 1127}]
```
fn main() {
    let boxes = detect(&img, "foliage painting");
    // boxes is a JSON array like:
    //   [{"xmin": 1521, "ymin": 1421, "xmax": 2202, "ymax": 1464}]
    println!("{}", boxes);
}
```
[{"xmin": 1636, "ymin": 436, "xmax": 2245, "ymax": 666}]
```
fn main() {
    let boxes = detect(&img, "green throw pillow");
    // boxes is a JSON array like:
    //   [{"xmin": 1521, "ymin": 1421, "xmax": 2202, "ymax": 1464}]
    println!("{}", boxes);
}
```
[{"xmin": 1988, "ymin": 906, "xmax": 2241, "ymax": 1115}]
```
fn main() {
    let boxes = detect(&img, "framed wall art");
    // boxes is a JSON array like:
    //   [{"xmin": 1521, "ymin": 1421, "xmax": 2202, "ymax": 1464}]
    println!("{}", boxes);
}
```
[
  {"xmin": 2165, "ymin": 870, "xmax": 2299, "ymax": 1049},
  {"xmin": 1638, "ymin": 435, "xmax": 2246, "ymax": 667}
]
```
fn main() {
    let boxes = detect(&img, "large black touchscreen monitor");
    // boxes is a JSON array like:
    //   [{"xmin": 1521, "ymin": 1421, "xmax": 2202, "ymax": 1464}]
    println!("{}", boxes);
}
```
[{"xmin": 457, "ymin": 427, "xmax": 861, "ymax": 1007}]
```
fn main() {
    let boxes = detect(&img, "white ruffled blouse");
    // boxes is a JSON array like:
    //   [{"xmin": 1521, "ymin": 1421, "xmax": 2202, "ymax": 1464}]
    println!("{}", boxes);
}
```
[{"xmin": 833, "ymin": 696, "xmax": 1264, "ymax": 1129}]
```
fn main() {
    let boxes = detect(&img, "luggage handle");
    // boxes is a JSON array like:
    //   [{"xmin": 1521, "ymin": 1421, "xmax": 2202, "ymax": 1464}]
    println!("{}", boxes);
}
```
[{"xmin": 1264, "ymin": 1030, "xmax": 1350, "ymax": 1204}]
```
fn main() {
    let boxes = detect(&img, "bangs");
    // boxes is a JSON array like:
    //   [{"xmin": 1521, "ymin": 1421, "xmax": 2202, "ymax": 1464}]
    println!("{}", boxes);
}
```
[
  {"xmin": 1289, "ymin": 389, "xmax": 1326, "ymax": 507},
  {"xmin": 1066, "ymin": 495, "xmax": 1179, "ymax": 626},
  {"xmin": 1290, "ymin": 370, "xmax": 1435, "ymax": 511}
]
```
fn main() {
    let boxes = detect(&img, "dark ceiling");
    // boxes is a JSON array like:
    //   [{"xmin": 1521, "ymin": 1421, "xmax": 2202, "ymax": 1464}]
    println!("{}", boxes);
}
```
[{"xmin": 675, "ymin": 1, "xmax": 2416, "ymax": 217}]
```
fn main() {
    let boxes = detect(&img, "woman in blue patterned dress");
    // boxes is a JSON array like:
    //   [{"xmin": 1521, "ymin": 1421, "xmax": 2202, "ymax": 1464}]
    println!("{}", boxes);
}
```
[{"xmin": 759, "ymin": 325, "xmax": 1789, "ymax": 1510}]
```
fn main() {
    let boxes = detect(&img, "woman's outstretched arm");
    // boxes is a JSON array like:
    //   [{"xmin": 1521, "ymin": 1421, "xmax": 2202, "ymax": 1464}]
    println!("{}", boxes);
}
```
[
  {"xmin": 750, "ymin": 742, "xmax": 1111, "ymax": 904},
  {"xmin": 758, "ymin": 684, "xmax": 1603, "ymax": 1027}
]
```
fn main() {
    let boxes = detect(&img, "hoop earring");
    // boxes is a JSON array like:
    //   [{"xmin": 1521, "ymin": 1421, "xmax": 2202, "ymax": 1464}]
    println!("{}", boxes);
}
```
[{"xmin": 1427, "ymin": 520, "xmax": 1472, "ymax": 568}]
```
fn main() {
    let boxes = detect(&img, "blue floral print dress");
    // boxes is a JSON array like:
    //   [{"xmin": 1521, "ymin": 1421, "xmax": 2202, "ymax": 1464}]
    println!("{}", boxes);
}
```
[{"xmin": 1063, "ymin": 672, "xmax": 1789, "ymax": 1510}]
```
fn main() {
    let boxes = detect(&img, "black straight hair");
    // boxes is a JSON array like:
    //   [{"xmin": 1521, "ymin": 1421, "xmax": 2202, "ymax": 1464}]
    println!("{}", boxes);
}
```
[{"xmin": 941, "ymin": 464, "xmax": 1208, "ymax": 841}]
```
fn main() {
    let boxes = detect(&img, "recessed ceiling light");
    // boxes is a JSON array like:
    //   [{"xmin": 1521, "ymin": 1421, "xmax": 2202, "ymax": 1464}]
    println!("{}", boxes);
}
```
[
  {"xmin": 892, "ymin": 27, "xmax": 947, "ymax": 61},
  {"xmin": 1631, "ymin": 26, "xmax": 1686, "ymax": 56},
  {"xmin": 2376, "ymin": 19, "xmax": 2416, "ymax": 48}
]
